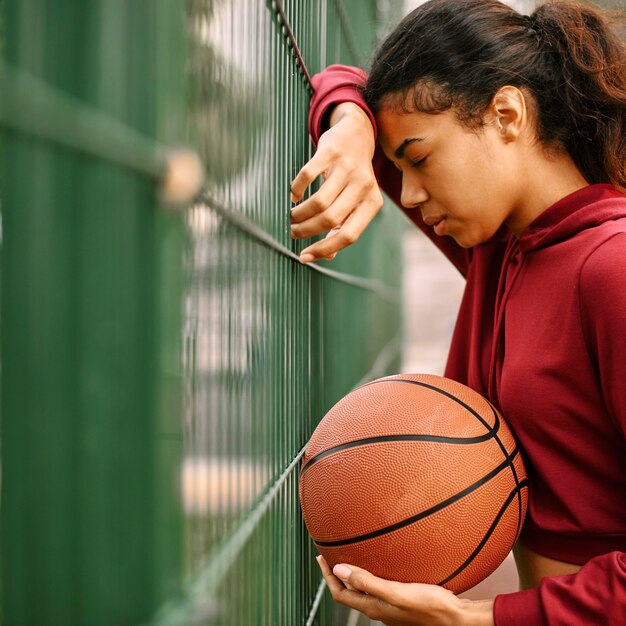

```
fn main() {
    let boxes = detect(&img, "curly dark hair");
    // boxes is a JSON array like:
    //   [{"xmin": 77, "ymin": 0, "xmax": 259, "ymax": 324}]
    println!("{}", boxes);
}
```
[{"xmin": 363, "ymin": 0, "xmax": 626, "ymax": 191}]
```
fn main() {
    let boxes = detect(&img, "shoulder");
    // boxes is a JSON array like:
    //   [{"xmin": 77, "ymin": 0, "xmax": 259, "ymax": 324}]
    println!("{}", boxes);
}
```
[
  {"xmin": 579, "ymin": 228, "xmax": 626, "ymax": 317},
  {"xmin": 580, "ymin": 227, "xmax": 626, "ymax": 281}
]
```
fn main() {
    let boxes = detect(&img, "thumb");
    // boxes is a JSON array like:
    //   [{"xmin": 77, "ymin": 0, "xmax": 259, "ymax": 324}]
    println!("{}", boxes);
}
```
[{"xmin": 332, "ymin": 564, "xmax": 396, "ymax": 601}]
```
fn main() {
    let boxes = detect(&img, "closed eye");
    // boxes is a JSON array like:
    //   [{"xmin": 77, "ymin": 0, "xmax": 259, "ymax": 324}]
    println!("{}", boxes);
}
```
[{"xmin": 411, "ymin": 156, "xmax": 427, "ymax": 169}]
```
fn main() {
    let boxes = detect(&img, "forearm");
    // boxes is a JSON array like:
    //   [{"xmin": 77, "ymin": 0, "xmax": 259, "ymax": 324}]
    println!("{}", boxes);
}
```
[
  {"xmin": 457, "ymin": 598, "xmax": 495, "ymax": 626},
  {"xmin": 326, "ymin": 102, "xmax": 376, "ymax": 160},
  {"xmin": 329, "ymin": 101, "xmax": 374, "ymax": 131}
]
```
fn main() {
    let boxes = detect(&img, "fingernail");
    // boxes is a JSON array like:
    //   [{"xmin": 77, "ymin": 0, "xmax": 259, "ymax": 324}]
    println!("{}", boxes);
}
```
[
  {"xmin": 291, "ymin": 193, "xmax": 298, "ymax": 203},
  {"xmin": 333, "ymin": 564, "xmax": 352, "ymax": 579},
  {"xmin": 315, "ymin": 555, "xmax": 322, "ymax": 564},
  {"xmin": 300, "ymin": 253, "xmax": 315, "ymax": 264}
]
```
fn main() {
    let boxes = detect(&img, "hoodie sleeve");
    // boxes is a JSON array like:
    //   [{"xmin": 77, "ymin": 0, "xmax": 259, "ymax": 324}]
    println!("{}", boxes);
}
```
[
  {"xmin": 308, "ymin": 64, "xmax": 469, "ymax": 276},
  {"xmin": 579, "ymin": 231, "xmax": 626, "ymax": 437},
  {"xmin": 308, "ymin": 64, "xmax": 376, "ymax": 144},
  {"xmin": 494, "ymin": 552, "xmax": 626, "ymax": 625},
  {"xmin": 493, "ymin": 231, "xmax": 626, "ymax": 625}
]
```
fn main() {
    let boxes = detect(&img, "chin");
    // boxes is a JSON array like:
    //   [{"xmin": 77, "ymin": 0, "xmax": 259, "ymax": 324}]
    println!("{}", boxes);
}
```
[
  {"xmin": 450, "ymin": 233, "xmax": 478, "ymax": 248},
  {"xmin": 452, "ymin": 227, "xmax": 497, "ymax": 249}
]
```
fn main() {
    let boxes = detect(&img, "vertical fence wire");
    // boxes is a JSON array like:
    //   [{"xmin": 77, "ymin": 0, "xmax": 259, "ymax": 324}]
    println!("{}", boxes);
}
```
[
  {"xmin": 1, "ymin": 1, "xmax": 404, "ymax": 625},
  {"xmin": 179, "ymin": 1, "xmax": 404, "ymax": 625}
]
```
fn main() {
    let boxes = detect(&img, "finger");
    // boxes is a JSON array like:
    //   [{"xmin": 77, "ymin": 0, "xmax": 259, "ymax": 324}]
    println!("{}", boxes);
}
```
[
  {"xmin": 323, "ymin": 228, "xmax": 341, "ymax": 261},
  {"xmin": 317, "ymin": 556, "xmax": 392, "ymax": 619},
  {"xmin": 332, "ymin": 563, "xmax": 399, "ymax": 606},
  {"xmin": 290, "ymin": 171, "xmax": 349, "ymax": 225},
  {"xmin": 291, "ymin": 151, "xmax": 334, "ymax": 202},
  {"xmin": 291, "ymin": 184, "xmax": 360, "ymax": 240},
  {"xmin": 316, "ymin": 555, "xmax": 350, "ymax": 598},
  {"xmin": 316, "ymin": 557, "xmax": 388, "ymax": 617},
  {"xmin": 299, "ymin": 197, "xmax": 382, "ymax": 262}
]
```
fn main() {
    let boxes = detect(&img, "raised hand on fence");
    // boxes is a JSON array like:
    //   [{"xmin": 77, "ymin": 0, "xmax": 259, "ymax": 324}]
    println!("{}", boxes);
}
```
[{"xmin": 290, "ymin": 102, "xmax": 383, "ymax": 263}]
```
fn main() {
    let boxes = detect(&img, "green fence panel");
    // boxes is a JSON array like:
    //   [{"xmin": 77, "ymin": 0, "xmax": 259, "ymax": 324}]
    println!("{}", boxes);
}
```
[
  {"xmin": 1, "ymin": 1, "xmax": 405, "ymax": 625},
  {"xmin": 1, "ymin": 0, "xmax": 186, "ymax": 624}
]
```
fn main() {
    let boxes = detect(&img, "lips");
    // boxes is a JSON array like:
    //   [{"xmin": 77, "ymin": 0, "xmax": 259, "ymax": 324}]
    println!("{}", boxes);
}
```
[
  {"xmin": 423, "ymin": 214, "xmax": 446, "ymax": 227},
  {"xmin": 433, "ymin": 218, "xmax": 447, "ymax": 236},
  {"xmin": 422, "ymin": 213, "xmax": 448, "ymax": 236}
]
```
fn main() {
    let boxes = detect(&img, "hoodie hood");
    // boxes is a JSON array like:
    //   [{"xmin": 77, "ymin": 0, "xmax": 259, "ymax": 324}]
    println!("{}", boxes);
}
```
[
  {"xmin": 518, "ymin": 184, "xmax": 626, "ymax": 253},
  {"xmin": 487, "ymin": 184, "xmax": 626, "ymax": 407}
]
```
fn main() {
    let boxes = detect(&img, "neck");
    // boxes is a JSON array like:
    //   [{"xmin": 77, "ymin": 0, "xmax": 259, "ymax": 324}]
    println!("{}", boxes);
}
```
[{"xmin": 506, "ymin": 151, "xmax": 589, "ymax": 237}]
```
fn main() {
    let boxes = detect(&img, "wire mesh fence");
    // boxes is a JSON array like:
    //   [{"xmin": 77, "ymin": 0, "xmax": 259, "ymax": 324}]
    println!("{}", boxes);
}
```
[
  {"xmin": 176, "ymin": 2, "xmax": 405, "ymax": 624},
  {"xmin": 0, "ymin": 0, "xmax": 405, "ymax": 624}
]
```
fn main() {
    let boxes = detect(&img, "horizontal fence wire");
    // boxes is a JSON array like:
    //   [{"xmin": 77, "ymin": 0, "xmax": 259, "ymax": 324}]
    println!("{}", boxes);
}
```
[
  {"xmin": 271, "ymin": 0, "xmax": 314, "ymax": 88},
  {"xmin": 201, "ymin": 190, "xmax": 400, "ymax": 303},
  {"xmin": 146, "ymin": 324, "xmax": 403, "ymax": 626},
  {"xmin": 0, "ymin": 64, "xmax": 164, "ymax": 177},
  {"xmin": 305, "ymin": 578, "xmax": 330, "ymax": 626},
  {"xmin": 1, "ymin": 1, "xmax": 190, "ymax": 623},
  {"xmin": 146, "ymin": 446, "xmax": 308, "ymax": 626},
  {"xmin": 0, "ymin": 65, "xmax": 399, "ymax": 305}
]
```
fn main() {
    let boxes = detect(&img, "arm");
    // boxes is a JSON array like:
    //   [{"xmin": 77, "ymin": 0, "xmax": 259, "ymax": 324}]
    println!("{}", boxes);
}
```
[
  {"xmin": 494, "ymin": 552, "xmax": 626, "ymax": 625},
  {"xmin": 293, "ymin": 64, "xmax": 469, "ymax": 275},
  {"xmin": 495, "ymin": 233, "xmax": 626, "ymax": 625}
]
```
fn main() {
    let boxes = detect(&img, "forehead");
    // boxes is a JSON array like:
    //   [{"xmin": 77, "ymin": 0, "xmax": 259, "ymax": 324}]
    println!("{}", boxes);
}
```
[
  {"xmin": 375, "ymin": 106, "xmax": 478, "ymax": 158},
  {"xmin": 377, "ymin": 106, "xmax": 450, "ymax": 144}
]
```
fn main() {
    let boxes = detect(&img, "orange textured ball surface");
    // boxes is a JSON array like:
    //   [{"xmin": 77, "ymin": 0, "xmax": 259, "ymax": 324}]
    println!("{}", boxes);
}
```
[{"xmin": 299, "ymin": 373, "xmax": 528, "ymax": 594}]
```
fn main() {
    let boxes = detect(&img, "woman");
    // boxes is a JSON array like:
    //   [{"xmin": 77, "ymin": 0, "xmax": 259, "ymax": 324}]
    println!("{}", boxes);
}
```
[{"xmin": 290, "ymin": 0, "xmax": 626, "ymax": 624}]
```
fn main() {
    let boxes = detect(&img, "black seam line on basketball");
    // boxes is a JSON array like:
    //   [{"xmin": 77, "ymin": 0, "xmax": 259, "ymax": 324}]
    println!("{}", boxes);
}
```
[
  {"xmin": 493, "ymin": 405, "xmax": 523, "ymax": 542},
  {"xmin": 312, "ymin": 446, "xmax": 521, "ymax": 548},
  {"xmin": 485, "ymin": 399, "xmax": 524, "ymax": 540},
  {"xmin": 436, "ymin": 478, "xmax": 530, "ymax": 588},
  {"xmin": 362, "ymin": 379, "xmax": 497, "ymax": 435},
  {"xmin": 299, "ymin": 428, "xmax": 500, "ymax": 477}
]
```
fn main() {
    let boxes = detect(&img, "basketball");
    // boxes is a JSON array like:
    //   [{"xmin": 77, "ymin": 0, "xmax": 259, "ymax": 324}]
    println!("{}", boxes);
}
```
[{"xmin": 299, "ymin": 373, "xmax": 528, "ymax": 594}]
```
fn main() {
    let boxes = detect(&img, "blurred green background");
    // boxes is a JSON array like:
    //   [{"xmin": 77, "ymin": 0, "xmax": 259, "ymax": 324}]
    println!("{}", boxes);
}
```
[{"xmin": 0, "ymin": 1, "xmax": 405, "ymax": 624}]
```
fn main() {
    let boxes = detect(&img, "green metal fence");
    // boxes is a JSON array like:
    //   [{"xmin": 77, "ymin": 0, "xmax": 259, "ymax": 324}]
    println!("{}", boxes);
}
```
[{"xmin": 0, "ymin": 1, "xmax": 404, "ymax": 624}]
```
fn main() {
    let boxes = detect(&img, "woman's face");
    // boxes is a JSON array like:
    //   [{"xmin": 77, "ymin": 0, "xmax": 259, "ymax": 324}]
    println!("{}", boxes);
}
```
[{"xmin": 376, "ymin": 105, "xmax": 523, "ymax": 248}]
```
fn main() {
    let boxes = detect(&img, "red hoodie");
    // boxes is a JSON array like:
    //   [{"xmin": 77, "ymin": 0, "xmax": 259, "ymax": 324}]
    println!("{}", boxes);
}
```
[{"xmin": 308, "ymin": 64, "xmax": 626, "ymax": 625}]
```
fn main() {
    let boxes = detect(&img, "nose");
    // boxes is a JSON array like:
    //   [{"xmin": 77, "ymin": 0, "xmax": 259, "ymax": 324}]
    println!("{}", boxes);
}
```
[{"xmin": 400, "ymin": 174, "xmax": 428, "ymax": 209}]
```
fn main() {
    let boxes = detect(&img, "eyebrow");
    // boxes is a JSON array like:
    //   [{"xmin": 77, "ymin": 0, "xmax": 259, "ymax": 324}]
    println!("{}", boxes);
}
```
[{"xmin": 394, "ymin": 137, "xmax": 425, "ymax": 159}]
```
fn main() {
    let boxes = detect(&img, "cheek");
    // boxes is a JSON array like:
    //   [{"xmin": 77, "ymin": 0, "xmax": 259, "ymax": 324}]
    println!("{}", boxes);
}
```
[
  {"xmin": 436, "ymin": 149, "xmax": 493, "ymax": 200},
  {"xmin": 448, "ymin": 196, "xmax": 505, "ymax": 247},
  {"xmin": 457, "ymin": 134, "xmax": 505, "ymax": 183}
]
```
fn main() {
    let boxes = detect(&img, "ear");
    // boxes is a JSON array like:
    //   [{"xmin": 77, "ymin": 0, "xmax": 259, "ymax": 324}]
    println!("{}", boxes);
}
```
[{"xmin": 488, "ymin": 86, "xmax": 528, "ymax": 143}]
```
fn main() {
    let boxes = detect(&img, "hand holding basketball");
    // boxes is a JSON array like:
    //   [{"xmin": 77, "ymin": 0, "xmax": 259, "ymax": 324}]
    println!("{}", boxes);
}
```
[{"xmin": 316, "ymin": 555, "xmax": 495, "ymax": 626}]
